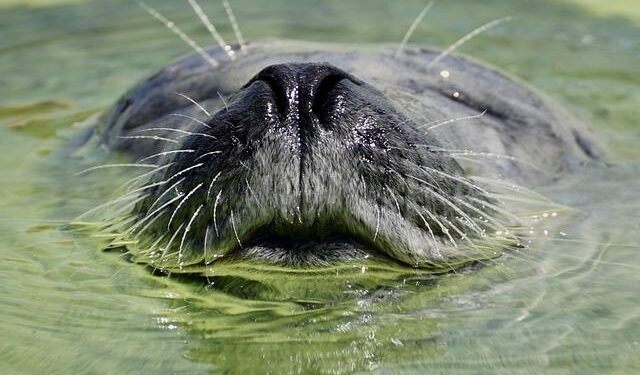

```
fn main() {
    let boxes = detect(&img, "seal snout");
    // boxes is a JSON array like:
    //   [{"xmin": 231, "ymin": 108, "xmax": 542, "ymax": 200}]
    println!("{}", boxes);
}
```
[
  {"xmin": 125, "ymin": 62, "xmax": 497, "ymax": 268},
  {"xmin": 89, "ymin": 43, "xmax": 592, "ymax": 271}
]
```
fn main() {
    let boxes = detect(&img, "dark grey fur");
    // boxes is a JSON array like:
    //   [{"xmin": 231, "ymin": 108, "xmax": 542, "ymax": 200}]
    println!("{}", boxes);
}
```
[{"xmin": 93, "ymin": 41, "xmax": 600, "ymax": 269}]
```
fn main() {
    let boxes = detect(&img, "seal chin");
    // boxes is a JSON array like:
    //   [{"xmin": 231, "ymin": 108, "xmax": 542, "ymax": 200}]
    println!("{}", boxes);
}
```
[
  {"xmin": 120, "ymin": 62, "xmax": 509, "ymax": 269},
  {"xmin": 229, "ymin": 238, "xmax": 384, "ymax": 267}
]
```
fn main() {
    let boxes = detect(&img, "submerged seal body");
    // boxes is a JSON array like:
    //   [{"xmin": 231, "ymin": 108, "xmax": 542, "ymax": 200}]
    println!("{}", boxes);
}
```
[{"xmin": 91, "ymin": 40, "xmax": 599, "ymax": 269}]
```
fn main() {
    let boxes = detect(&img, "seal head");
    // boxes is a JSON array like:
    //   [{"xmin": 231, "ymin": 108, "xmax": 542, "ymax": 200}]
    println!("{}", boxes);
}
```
[{"xmin": 94, "ymin": 42, "xmax": 599, "ymax": 269}]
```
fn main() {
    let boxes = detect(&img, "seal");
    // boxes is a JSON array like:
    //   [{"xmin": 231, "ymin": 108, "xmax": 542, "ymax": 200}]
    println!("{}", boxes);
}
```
[{"xmin": 88, "ymin": 37, "xmax": 599, "ymax": 270}]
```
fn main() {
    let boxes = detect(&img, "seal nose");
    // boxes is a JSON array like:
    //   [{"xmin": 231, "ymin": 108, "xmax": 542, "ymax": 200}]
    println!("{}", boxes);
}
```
[{"xmin": 248, "ymin": 63, "xmax": 353, "ymax": 120}]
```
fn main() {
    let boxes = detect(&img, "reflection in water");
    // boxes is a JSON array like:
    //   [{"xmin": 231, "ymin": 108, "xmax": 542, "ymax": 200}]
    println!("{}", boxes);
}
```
[{"xmin": 1, "ymin": 0, "xmax": 639, "ymax": 374}]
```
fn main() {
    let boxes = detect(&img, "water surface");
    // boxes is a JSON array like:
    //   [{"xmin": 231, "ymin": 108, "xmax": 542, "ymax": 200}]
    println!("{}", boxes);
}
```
[{"xmin": 1, "ymin": 0, "xmax": 639, "ymax": 374}]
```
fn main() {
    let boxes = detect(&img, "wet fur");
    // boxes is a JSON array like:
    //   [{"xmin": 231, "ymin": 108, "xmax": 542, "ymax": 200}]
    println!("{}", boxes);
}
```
[{"xmin": 80, "ymin": 2, "xmax": 600, "ymax": 271}]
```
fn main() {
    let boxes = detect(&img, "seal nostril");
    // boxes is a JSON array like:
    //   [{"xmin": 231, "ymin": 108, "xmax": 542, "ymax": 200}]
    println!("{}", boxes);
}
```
[
  {"xmin": 312, "ymin": 74, "xmax": 348, "ymax": 119},
  {"xmin": 257, "ymin": 75, "xmax": 289, "ymax": 120},
  {"xmin": 246, "ymin": 63, "xmax": 355, "ymax": 121}
]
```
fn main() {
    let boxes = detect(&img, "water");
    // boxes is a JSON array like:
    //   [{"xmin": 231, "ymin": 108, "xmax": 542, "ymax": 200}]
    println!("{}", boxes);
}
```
[{"xmin": 1, "ymin": 0, "xmax": 639, "ymax": 373}]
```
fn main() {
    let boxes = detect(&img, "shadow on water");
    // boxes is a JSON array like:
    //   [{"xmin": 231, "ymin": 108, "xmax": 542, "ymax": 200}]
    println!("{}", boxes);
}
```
[{"xmin": 1, "ymin": 0, "xmax": 639, "ymax": 374}]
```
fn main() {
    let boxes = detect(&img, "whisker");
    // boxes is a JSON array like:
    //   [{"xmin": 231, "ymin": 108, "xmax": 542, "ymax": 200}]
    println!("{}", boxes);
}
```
[
  {"xmin": 427, "ymin": 16, "xmax": 512, "ymax": 69},
  {"xmin": 414, "ymin": 209, "xmax": 436, "ymax": 242},
  {"xmin": 213, "ymin": 189, "xmax": 223, "ymax": 237},
  {"xmin": 133, "ymin": 205, "xmax": 172, "ymax": 240},
  {"xmin": 187, "ymin": 0, "xmax": 236, "ymax": 60},
  {"xmin": 132, "ymin": 204, "xmax": 172, "ymax": 240},
  {"xmin": 424, "ymin": 208, "xmax": 457, "ymax": 247},
  {"xmin": 137, "ymin": 150, "xmax": 194, "ymax": 163},
  {"xmin": 148, "ymin": 177, "xmax": 186, "ymax": 212},
  {"xmin": 195, "ymin": 151, "xmax": 222, "ymax": 161},
  {"xmin": 206, "ymin": 171, "xmax": 223, "ymax": 200},
  {"xmin": 217, "ymin": 91, "xmax": 229, "ymax": 110},
  {"xmin": 138, "ymin": 2, "xmax": 220, "ymax": 68},
  {"xmin": 453, "ymin": 196, "xmax": 510, "ymax": 232},
  {"xmin": 203, "ymin": 225, "xmax": 211, "ymax": 264},
  {"xmin": 74, "ymin": 163, "xmax": 157, "ymax": 176},
  {"xmin": 169, "ymin": 113, "xmax": 212, "ymax": 129},
  {"xmin": 486, "ymin": 193, "xmax": 559, "ymax": 208},
  {"xmin": 162, "ymin": 223, "xmax": 185, "ymax": 260},
  {"xmin": 167, "ymin": 182, "xmax": 203, "ymax": 230},
  {"xmin": 442, "ymin": 216, "xmax": 471, "ymax": 241},
  {"xmin": 431, "ymin": 148, "xmax": 547, "ymax": 174},
  {"xmin": 101, "ymin": 215, "xmax": 139, "ymax": 234},
  {"xmin": 74, "ymin": 194, "xmax": 140, "ymax": 221},
  {"xmin": 420, "ymin": 110, "xmax": 487, "ymax": 131},
  {"xmin": 175, "ymin": 92, "xmax": 211, "ymax": 116},
  {"xmin": 222, "ymin": 0, "xmax": 247, "ymax": 52},
  {"xmin": 386, "ymin": 185, "xmax": 402, "ymax": 214},
  {"xmin": 129, "ymin": 193, "xmax": 185, "ymax": 237},
  {"xmin": 239, "ymin": 161, "xmax": 253, "ymax": 172},
  {"xmin": 164, "ymin": 163, "xmax": 204, "ymax": 184},
  {"xmin": 138, "ymin": 127, "xmax": 216, "ymax": 140},
  {"xmin": 467, "ymin": 196, "xmax": 522, "ymax": 223},
  {"xmin": 395, "ymin": 1, "xmax": 435, "ymax": 57},
  {"xmin": 144, "ymin": 233, "xmax": 168, "ymax": 257},
  {"xmin": 121, "ymin": 164, "xmax": 175, "ymax": 193},
  {"xmin": 112, "ymin": 179, "xmax": 168, "ymax": 202},
  {"xmin": 373, "ymin": 204, "xmax": 381, "ymax": 242},
  {"xmin": 245, "ymin": 178, "xmax": 261, "ymax": 206},
  {"xmin": 417, "ymin": 164, "xmax": 490, "ymax": 196},
  {"xmin": 119, "ymin": 135, "xmax": 179, "ymax": 144},
  {"xmin": 179, "ymin": 204, "xmax": 204, "ymax": 262},
  {"xmin": 230, "ymin": 209, "xmax": 243, "ymax": 248},
  {"xmin": 407, "ymin": 174, "xmax": 484, "ymax": 235},
  {"xmin": 471, "ymin": 175, "xmax": 553, "ymax": 203}
]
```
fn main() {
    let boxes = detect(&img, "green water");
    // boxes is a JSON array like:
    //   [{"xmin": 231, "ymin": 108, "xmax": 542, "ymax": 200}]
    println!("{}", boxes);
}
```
[{"xmin": 1, "ymin": 0, "xmax": 639, "ymax": 374}]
